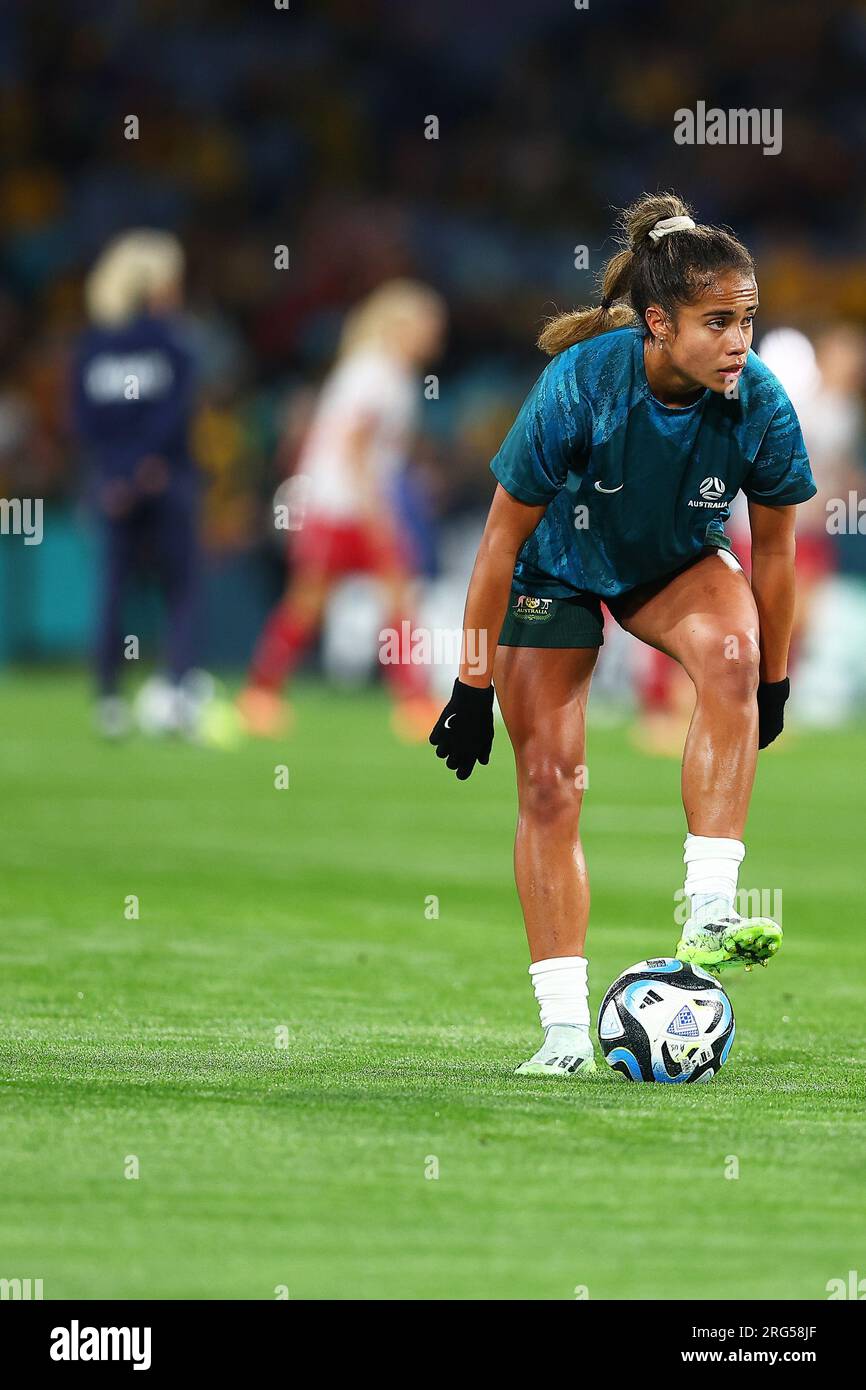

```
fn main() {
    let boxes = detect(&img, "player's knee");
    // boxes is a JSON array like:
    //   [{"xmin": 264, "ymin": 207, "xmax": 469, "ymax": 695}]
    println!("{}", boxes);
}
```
[
  {"xmin": 695, "ymin": 629, "xmax": 760, "ymax": 703},
  {"xmin": 518, "ymin": 756, "xmax": 584, "ymax": 826}
]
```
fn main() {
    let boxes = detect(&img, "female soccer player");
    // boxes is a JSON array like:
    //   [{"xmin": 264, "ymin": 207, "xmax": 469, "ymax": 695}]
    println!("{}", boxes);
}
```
[
  {"xmin": 429, "ymin": 193, "xmax": 817, "ymax": 1077},
  {"xmin": 239, "ymin": 279, "xmax": 446, "ymax": 741}
]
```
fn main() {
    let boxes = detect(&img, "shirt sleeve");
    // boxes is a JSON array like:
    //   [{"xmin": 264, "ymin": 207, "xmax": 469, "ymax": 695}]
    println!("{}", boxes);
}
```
[
  {"xmin": 741, "ymin": 394, "xmax": 817, "ymax": 506},
  {"xmin": 490, "ymin": 358, "xmax": 592, "ymax": 505}
]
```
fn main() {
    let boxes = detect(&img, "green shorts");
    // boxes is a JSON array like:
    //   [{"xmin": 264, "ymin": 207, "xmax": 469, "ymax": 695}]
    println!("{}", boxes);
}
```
[
  {"xmin": 498, "ymin": 545, "xmax": 743, "ymax": 650},
  {"xmin": 498, "ymin": 589, "xmax": 606, "ymax": 648}
]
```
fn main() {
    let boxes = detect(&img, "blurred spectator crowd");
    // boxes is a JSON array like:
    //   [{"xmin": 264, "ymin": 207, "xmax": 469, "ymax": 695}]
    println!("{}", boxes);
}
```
[{"xmin": 1, "ymin": 0, "xmax": 865, "ymax": 578}]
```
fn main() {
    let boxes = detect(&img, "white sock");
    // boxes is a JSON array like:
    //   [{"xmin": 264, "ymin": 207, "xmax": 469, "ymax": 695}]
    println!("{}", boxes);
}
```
[
  {"xmin": 683, "ymin": 833, "xmax": 745, "ymax": 931},
  {"xmin": 528, "ymin": 955, "xmax": 590, "ymax": 1030}
]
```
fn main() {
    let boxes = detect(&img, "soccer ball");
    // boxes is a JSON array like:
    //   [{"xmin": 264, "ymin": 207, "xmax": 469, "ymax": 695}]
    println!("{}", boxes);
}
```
[{"xmin": 597, "ymin": 958, "xmax": 735, "ymax": 1083}]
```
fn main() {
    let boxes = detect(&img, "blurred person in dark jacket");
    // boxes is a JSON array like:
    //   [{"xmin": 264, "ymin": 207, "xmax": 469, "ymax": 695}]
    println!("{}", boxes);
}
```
[{"xmin": 73, "ymin": 230, "xmax": 201, "ymax": 737}]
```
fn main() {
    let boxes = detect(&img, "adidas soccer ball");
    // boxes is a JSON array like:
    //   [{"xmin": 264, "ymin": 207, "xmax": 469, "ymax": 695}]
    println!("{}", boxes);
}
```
[{"xmin": 597, "ymin": 958, "xmax": 735, "ymax": 1083}]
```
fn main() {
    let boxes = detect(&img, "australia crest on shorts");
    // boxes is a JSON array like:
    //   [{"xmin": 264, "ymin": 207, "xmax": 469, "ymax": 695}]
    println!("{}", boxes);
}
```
[{"xmin": 512, "ymin": 594, "xmax": 555, "ymax": 622}]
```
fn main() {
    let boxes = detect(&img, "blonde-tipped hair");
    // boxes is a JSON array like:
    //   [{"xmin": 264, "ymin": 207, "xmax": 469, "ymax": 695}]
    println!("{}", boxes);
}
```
[
  {"xmin": 537, "ymin": 191, "xmax": 754, "ymax": 356},
  {"xmin": 338, "ymin": 279, "xmax": 444, "ymax": 357},
  {"xmin": 85, "ymin": 229, "xmax": 184, "ymax": 327}
]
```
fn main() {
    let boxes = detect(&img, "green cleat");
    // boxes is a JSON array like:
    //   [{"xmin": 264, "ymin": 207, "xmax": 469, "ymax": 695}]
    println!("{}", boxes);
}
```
[
  {"xmin": 675, "ymin": 915, "xmax": 783, "ymax": 975},
  {"xmin": 514, "ymin": 1024, "xmax": 597, "ymax": 1077}
]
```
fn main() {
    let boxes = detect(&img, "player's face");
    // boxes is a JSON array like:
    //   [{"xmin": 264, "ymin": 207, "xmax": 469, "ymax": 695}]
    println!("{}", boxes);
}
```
[
  {"xmin": 667, "ymin": 272, "xmax": 758, "ymax": 393},
  {"xmin": 149, "ymin": 276, "xmax": 184, "ymax": 315}
]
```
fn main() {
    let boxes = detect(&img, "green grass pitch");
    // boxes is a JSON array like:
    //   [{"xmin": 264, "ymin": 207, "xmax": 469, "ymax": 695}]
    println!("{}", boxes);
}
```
[{"xmin": 1, "ymin": 672, "xmax": 864, "ymax": 1300}]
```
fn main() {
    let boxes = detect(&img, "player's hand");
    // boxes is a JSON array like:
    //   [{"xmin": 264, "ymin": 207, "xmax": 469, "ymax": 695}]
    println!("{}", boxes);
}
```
[
  {"xmin": 757, "ymin": 677, "xmax": 790, "ymax": 749},
  {"xmin": 429, "ymin": 678, "xmax": 494, "ymax": 780}
]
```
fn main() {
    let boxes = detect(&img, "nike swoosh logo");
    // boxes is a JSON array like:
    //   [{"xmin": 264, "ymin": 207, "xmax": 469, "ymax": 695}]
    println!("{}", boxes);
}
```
[
  {"xmin": 594, "ymin": 481, "xmax": 624, "ymax": 493},
  {"xmin": 444, "ymin": 713, "xmax": 456, "ymax": 728}
]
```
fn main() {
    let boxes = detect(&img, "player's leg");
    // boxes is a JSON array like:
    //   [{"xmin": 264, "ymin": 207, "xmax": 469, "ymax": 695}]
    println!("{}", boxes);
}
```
[
  {"xmin": 94, "ymin": 512, "xmax": 135, "ymax": 736},
  {"xmin": 239, "ymin": 519, "xmax": 341, "ymax": 735},
  {"xmin": 139, "ymin": 484, "xmax": 217, "ymax": 738},
  {"xmin": 361, "ymin": 522, "xmax": 440, "ymax": 742},
  {"xmin": 494, "ymin": 628, "xmax": 600, "ymax": 1075},
  {"xmin": 377, "ymin": 567, "xmax": 442, "ymax": 739},
  {"xmin": 248, "ymin": 570, "xmax": 331, "ymax": 691},
  {"xmin": 629, "ymin": 647, "xmax": 695, "ymax": 758},
  {"xmin": 239, "ymin": 569, "xmax": 331, "ymax": 733},
  {"xmin": 610, "ymin": 549, "xmax": 781, "ymax": 971},
  {"xmin": 157, "ymin": 486, "xmax": 200, "ymax": 690}
]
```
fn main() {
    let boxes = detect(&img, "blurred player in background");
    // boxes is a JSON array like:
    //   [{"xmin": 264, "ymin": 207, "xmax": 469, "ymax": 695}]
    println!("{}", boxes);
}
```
[
  {"xmin": 789, "ymin": 324, "xmax": 866, "ymax": 635},
  {"xmin": 238, "ymin": 279, "xmax": 446, "ymax": 740},
  {"xmin": 73, "ymin": 230, "xmax": 201, "ymax": 738}
]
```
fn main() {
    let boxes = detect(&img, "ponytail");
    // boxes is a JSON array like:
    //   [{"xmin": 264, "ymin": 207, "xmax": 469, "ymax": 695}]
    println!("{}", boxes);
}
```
[
  {"xmin": 537, "ymin": 192, "xmax": 754, "ymax": 356},
  {"xmin": 537, "ymin": 302, "xmax": 635, "ymax": 356}
]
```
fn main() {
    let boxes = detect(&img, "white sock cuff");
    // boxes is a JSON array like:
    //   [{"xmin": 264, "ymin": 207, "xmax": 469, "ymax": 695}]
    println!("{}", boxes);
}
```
[
  {"xmin": 683, "ymin": 834, "xmax": 745, "ymax": 865},
  {"xmin": 683, "ymin": 835, "xmax": 745, "ymax": 899},
  {"xmin": 528, "ymin": 955, "xmax": 589, "ymax": 1030},
  {"xmin": 528, "ymin": 955, "xmax": 588, "ymax": 979}
]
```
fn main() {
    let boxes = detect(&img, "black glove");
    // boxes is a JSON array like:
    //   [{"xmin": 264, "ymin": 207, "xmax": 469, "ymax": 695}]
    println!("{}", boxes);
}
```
[
  {"xmin": 757, "ymin": 677, "xmax": 790, "ymax": 749},
  {"xmin": 429, "ymin": 678, "xmax": 494, "ymax": 780}
]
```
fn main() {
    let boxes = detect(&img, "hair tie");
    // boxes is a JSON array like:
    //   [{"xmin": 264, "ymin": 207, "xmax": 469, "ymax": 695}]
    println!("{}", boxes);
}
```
[
  {"xmin": 647, "ymin": 215, "xmax": 696, "ymax": 243},
  {"xmin": 600, "ymin": 296, "xmax": 613, "ymax": 311}
]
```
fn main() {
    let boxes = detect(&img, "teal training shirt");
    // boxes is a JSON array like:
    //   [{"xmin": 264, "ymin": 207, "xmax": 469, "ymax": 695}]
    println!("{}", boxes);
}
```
[{"xmin": 490, "ymin": 326, "xmax": 817, "ymax": 599}]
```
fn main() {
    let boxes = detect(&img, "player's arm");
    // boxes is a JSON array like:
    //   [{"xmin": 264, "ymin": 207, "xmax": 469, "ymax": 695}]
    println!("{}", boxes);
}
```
[
  {"xmin": 344, "ymin": 414, "xmax": 381, "ymax": 516},
  {"xmin": 344, "ymin": 410, "xmax": 407, "ymax": 546},
  {"xmin": 431, "ymin": 356, "xmax": 584, "ymax": 777},
  {"xmin": 460, "ymin": 484, "xmax": 547, "ymax": 686},
  {"xmin": 747, "ymin": 498, "xmax": 797, "ymax": 746},
  {"xmin": 128, "ymin": 340, "xmax": 197, "ymax": 467},
  {"xmin": 430, "ymin": 484, "xmax": 546, "ymax": 778},
  {"xmin": 748, "ymin": 499, "xmax": 796, "ymax": 680},
  {"xmin": 743, "ymin": 379, "xmax": 817, "ymax": 749}
]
